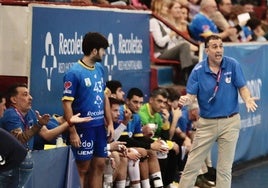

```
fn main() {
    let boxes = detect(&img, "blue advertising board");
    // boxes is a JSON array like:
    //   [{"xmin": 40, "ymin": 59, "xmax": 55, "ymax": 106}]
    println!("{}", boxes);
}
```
[
  {"xmin": 200, "ymin": 43, "xmax": 268, "ymax": 164},
  {"xmin": 224, "ymin": 43, "xmax": 268, "ymax": 163},
  {"xmin": 30, "ymin": 5, "xmax": 150, "ymax": 115}
]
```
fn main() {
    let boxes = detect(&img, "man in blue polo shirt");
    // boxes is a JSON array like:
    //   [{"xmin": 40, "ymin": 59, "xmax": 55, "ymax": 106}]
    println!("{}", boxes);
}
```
[{"xmin": 177, "ymin": 35, "xmax": 258, "ymax": 188}]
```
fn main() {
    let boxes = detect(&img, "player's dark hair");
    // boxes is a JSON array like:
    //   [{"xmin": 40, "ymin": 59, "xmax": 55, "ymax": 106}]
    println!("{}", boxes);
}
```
[{"xmin": 82, "ymin": 32, "xmax": 109, "ymax": 55}]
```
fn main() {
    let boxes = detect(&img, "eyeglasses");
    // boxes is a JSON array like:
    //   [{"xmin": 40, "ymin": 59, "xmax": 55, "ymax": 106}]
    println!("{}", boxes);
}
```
[{"xmin": 208, "ymin": 69, "xmax": 222, "ymax": 103}]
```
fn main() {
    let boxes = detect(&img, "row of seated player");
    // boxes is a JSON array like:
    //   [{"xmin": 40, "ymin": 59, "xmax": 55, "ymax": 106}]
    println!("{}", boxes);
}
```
[
  {"xmin": 0, "ymin": 80, "xmax": 213, "ymax": 188},
  {"xmin": 102, "ymin": 80, "xmax": 217, "ymax": 188}
]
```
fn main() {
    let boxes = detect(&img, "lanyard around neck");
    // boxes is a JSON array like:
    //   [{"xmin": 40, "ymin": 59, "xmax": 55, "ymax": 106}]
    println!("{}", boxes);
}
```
[
  {"xmin": 208, "ymin": 68, "xmax": 222, "ymax": 103},
  {"xmin": 13, "ymin": 107, "xmax": 29, "ymax": 131}
]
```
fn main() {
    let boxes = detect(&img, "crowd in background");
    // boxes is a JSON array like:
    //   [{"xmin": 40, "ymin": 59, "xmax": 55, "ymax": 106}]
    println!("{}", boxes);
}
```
[
  {"xmin": 0, "ymin": 0, "xmax": 264, "ymax": 187},
  {"xmin": 149, "ymin": 0, "xmax": 268, "ymax": 85}
]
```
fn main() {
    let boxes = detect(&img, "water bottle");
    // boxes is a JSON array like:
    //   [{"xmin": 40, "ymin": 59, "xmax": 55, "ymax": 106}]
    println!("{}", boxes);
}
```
[
  {"xmin": 56, "ymin": 135, "xmax": 64, "ymax": 148},
  {"xmin": 157, "ymin": 140, "xmax": 169, "ymax": 159},
  {"xmin": 103, "ymin": 158, "xmax": 113, "ymax": 188}
]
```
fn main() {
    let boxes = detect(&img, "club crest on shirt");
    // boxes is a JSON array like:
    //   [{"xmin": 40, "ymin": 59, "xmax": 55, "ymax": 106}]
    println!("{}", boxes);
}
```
[
  {"xmin": 63, "ymin": 81, "xmax": 72, "ymax": 94},
  {"xmin": 225, "ymin": 76, "xmax": 231, "ymax": 83},
  {"xmin": 84, "ymin": 78, "xmax": 91, "ymax": 87},
  {"xmin": 128, "ymin": 132, "xmax": 133, "ymax": 138},
  {"xmin": 224, "ymin": 72, "xmax": 232, "ymax": 84}
]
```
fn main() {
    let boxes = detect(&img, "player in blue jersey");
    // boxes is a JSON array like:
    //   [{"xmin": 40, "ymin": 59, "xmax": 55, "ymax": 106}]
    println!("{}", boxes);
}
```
[
  {"xmin": 106, "ymin": 80, "xmax": 125, "ymax": 102},
  {"xmin": 62, "ymin": 32, "xmax": 114, "ymax": 188},
  {"xmin": 178, "ymin": 35, "xmax": 258, "ymax": 188},
  {"xmin": 120, "ymin": 88, "xmax": 168, "ymax": 188}
]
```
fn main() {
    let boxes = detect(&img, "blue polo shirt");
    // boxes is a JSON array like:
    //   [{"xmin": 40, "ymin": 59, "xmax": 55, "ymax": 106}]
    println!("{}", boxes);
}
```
[
  {"xmin": 118, "ymin": 105, "xmax": 143, "ymax": 138},
  {"xmin": 187, "ymin": 56, "xmax": 246, "ymax": 118},
  {"xmin": 1, "ymin": 108, "xmax": 37, "ymax": 150}
]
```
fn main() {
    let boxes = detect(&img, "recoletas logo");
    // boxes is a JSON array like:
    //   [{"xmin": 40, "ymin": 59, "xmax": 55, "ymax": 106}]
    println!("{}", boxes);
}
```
[
  {"xmin": 104, "ymin": 33, "xmax": 118, "ymax": 80},
  {"xmin": 41, "ymin": 32, "xmax": 57, "ymax": 91}
]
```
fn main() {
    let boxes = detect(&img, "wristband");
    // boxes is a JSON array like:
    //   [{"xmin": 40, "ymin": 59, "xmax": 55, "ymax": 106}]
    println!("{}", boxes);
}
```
[{"xmin": 107, "ymin": 144, "xmax": 111, "ymax": 151}]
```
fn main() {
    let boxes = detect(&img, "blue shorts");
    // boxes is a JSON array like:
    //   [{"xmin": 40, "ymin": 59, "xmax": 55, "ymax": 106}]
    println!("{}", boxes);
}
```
[{"xmin": 71, "ymin": 125, "xmax": 108, "ymax": 161}]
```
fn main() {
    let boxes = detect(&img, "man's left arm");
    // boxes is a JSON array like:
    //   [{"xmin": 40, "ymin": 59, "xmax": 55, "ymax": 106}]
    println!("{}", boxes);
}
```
[
  {"xmin": 239, "ymin": 86, "xmax": 258, "ymax": 112},
  {"xmin": 104, "ymin": 94, "xmax": 114, "ymax": 141}
]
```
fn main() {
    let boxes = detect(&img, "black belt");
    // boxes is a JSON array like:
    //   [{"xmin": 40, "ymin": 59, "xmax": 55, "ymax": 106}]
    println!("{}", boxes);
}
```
[{"xmin": 202, "ymin": 112, "xmax": 238, "ymax": 119}]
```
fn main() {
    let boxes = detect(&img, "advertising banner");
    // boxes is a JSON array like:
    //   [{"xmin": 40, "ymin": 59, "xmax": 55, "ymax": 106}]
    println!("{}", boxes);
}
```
[
  {"xmin": 225, "ymin": 43, "xmax": 268, "ymax": 163},
  {"xmin": 30, "ymin": 5, "xmax": 150, "ymax": 114}
]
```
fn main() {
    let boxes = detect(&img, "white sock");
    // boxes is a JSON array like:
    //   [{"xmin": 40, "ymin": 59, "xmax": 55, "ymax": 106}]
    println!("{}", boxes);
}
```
[
  {"xmin": 141, "ymin": 179, "xmax": 150, "ymax": 188},
  {"xmin": 128, "ymin": 159, "xmax": 140, "ymax": 182},
  {"xmin": 150, "ymin": 171, "xmax": 162, "ymax": 180},
  {"xmin": 150, "ymin": 172, "xmax": 163, "ymax": 187},
  {"xmin": 131, "ymin": 183, "xmax": 141, "ymax": 188},
  {"xmin": 115, "ymin": 180, "xmax": 126, "ymax": 188}
]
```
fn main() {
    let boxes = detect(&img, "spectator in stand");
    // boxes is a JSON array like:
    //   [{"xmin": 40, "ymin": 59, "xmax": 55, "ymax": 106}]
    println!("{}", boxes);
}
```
[
  {"xmin": 142, "ymin": 0, "xmax": 152, "ymax": 8},
  {"xmin": 261, "ymin": 8, "xmax": 268, "ymax": 35},
  {"xmin": 240, "ymin": 0, "xmax": 255, "ymax": 14},
  {"xmin": 188, "ymin": 0, "xmax": 237, "ymax": 42},
  {"xmin": 150, "ymin": 0, "xmax": 198, "ymax": 85},
  {"xmin": 246, "ymin": 17, "xmax": 267, "ymax": 41},
  {"xmin": 209, "ymin": 0, "xmax": 243, "ymax": 42},
  {"xmin": 177, "ymin": 5, "xmax": 191, "ymax": 37},
  {"xmin": 210, "ymin": 0, "xmax": 234, "ymax": 39},
  {"xmin": 216, "ymin": 0, "xmax": 233, "ymax": 21},
  {"xmin": 228, "ymin": 4, "xmax": 253, "ymax": 42},
  {"xmin": 167, "ymin": 1, "xmax": 199, "ymax": 53},
  {"xmin": 139, "ymin": 87, "xmax": 180, "ymax": 188},
  {"xmin": 187, "ymin": 0, "xmax": 201, "ymax": 21},
  {"xmin": 131, "ymin": 0, "xmax": 148, "ymax": 9}
]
